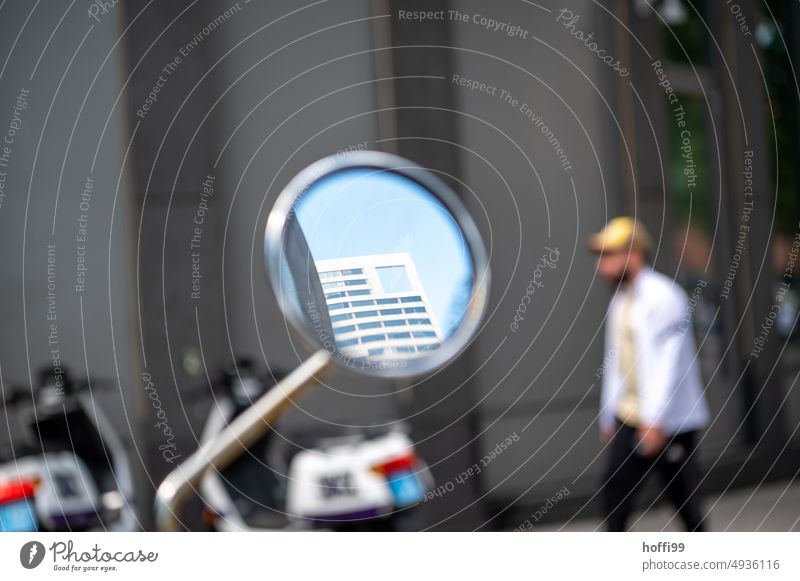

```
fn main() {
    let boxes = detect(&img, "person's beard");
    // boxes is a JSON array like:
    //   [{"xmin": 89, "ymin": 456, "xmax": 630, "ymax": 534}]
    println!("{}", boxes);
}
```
[{"xmin": 607, "ymin": 267, "xmax": 632, "ymax": 287}]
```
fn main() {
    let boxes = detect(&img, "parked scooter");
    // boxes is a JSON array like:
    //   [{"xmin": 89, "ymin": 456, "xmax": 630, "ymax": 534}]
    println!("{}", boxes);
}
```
[
  {"xmin": 199, "ymin": 359, "xmax": 432, "ymax": 531},
  {"xmin": 0, "ymin": 366, "xmax": 136, "ymax": 531},
  {"xmin": 156, "ymin": 151, "xmax": 490, "ymax": 531}
]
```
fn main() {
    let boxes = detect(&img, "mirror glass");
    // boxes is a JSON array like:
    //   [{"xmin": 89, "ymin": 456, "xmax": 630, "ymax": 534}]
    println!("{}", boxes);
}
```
[{"xmin": 276, "ymin": 166, "xmax": 476, "ymax": 371}]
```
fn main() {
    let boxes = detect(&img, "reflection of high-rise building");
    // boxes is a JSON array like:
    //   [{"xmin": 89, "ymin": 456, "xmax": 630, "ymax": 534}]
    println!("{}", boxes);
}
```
[{"xmin": 315, "ymin": 253, "xmax": 442, "ymax": 359}]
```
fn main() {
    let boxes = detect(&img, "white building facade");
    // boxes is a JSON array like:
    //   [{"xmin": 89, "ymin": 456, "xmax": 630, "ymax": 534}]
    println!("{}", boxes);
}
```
[{"xmin": 315, "ymin": 253, "xmax": 442, "ymax": 359}]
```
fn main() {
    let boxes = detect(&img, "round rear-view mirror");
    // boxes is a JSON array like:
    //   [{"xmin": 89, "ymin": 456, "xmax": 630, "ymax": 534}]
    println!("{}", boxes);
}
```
[{"xmin": 265, "ymin": 151, "xmax": 489, "ymax": 378}]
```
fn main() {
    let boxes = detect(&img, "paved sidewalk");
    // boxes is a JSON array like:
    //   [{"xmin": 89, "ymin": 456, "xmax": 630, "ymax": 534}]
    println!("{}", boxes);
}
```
[{"xmin": 535, "ymin": 480, "xmax": 800, "ymax": 531}]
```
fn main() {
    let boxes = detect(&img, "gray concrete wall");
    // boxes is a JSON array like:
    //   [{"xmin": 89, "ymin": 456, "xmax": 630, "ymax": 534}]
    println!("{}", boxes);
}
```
[
  {"xmin": 448, "ymin": 0, "xmax": 622, "ymax": 514},
  {"xmin": 0, "ymin": 2, "xmax": 139, "ymax": 455}
]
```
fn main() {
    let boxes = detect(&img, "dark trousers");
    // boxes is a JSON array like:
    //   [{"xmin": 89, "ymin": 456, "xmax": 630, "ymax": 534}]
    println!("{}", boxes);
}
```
[{"xmin": 602, "ymin": 420, "xmax": 706, "ymax": 531}]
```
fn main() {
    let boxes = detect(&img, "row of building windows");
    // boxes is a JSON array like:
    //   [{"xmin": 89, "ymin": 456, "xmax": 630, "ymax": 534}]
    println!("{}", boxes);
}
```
[
  {"xmin": 329, "ymin": 303, "xmax": 427, "ymax": 315},
  {"xmin": 337, "ymin": 334, "xmax": 441, "ymax": 349},
  {"xmin": 331, "ymin": 312, "xmax": 433, "ymax": 325},
  {"xmin": 325, "ymin": 294, "xmax": 423, "ymax": 305},
  {"xmin": 334, "ymin": 324, "xmax": 437, "ymax": 338},
  {"xmin": 325, "ymin": 289, "xmax": 371, "ymax": 300},
  {"xmin": 324, "ymin": 292, "xmax": 425, "ymax": 304},
  {"xmin": 318, "ymin": 268, "xmax": 364, "ymax": 280},
  {"xmin": 322, "ymin": 278, "xmax": 368, "ymax": 290}
]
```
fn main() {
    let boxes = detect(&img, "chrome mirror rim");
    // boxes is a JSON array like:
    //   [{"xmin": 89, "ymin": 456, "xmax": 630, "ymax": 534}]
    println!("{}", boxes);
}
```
[{"xmin": 264, "ymin": 151, "xmax": 490, "ymax": 379}]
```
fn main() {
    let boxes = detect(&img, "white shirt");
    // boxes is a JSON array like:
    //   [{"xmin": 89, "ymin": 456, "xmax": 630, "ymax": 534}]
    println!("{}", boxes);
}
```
[{"xmin": 600, "ymin": 266, "xmax": 710, "ymax": 435}]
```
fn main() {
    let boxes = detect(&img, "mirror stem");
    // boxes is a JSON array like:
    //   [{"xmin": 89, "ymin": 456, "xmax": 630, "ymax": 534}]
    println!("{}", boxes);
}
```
[{"xmin": 154, "ymin": 350, "xmax": 333, "ymax": 531}]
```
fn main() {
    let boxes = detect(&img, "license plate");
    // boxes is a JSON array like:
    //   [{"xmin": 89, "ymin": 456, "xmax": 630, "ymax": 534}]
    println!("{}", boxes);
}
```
[
  {"xmin": 0, "ymin": 499, "xmax": 38, "ymax": 532},
  {"xmin": 386, "ymin": 469, "xmax": 425, "ymax": 507}
]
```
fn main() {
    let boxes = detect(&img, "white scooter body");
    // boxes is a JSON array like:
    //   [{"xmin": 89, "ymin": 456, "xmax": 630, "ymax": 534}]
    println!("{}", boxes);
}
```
[{"xmin": 287, "ymin": 430, "xmax": 425, "ymax": 524}]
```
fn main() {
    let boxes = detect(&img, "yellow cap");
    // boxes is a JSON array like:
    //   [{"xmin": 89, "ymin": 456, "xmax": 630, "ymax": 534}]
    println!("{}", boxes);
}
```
[{"xmin": 588, "ymin": 217, "xmax": 651, "ymax": 254}]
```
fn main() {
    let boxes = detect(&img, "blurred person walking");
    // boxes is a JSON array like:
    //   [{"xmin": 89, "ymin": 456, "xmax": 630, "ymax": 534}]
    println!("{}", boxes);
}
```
[{"xmin": 589, "ymin": 217, "xmax": 710, "ymax": 531}]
